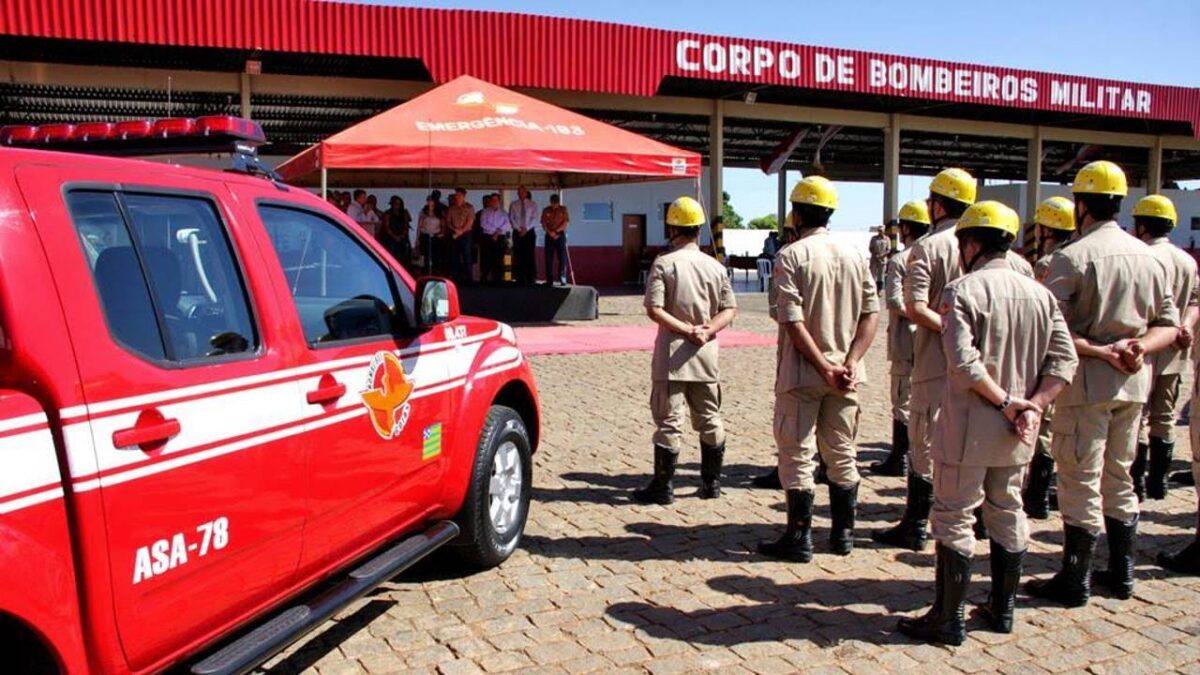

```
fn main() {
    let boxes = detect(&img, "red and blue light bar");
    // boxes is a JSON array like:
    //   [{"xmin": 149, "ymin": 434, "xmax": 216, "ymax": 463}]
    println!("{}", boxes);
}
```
[{"xmin": 0, "ymin": 115, "xmax": 267, "ymax": 153}]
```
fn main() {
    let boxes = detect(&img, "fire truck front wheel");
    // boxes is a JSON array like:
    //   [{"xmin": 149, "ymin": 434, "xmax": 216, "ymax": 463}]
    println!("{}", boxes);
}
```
[{"xmin": 451, "ymin": 405, "xmax": 533, "ymax": 569}]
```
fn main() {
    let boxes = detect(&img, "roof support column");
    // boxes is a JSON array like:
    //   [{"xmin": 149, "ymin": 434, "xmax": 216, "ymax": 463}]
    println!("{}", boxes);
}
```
[
  {"xmin": 709, "ymin": 99, "xmax": 724, "ymax": 219},
  {"xmin": 1148, "ymin": 136, "xmax": 1163, "ymax": 194},
  {"xmin": 777, "ymin": 169, "xmax": 788, "ymax": 230},
  {"xmin": 239, "ymin": 72, "xmax": 252, "ymax": 119},
  {"xmin": 1023, "ymin": 127, "xmax": 1043, "ymax": 260},
  {"xmin": 882, "ymin": 114, "xmax": 900, "ymax": 223},
  {"xmin": 709, "ymin": 99, "xmax": 725, "ymax": 261}
]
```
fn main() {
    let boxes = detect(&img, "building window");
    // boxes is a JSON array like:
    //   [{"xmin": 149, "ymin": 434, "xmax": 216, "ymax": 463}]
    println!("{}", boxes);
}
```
[
  {"xmin": 582, "ymin": 202, "xmax": 613, "ymax": 222},
  {"xmin": 1191, "ymin": 216, "xmax": 1200, "ymax": 231}
]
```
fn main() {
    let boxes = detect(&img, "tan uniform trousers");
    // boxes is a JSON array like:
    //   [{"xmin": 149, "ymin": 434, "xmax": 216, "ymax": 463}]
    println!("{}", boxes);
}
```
[
  {"xmin": 890, "ymin": 373, "xmax": 911, "ymax": 425},
  {"xmin": 931, "ymin": 463, "xmax": 1028, "ymax": 557},
  {"xmin": 650, "ymin": 381, "xmax": 724, "ymax": 451},
  {"xmin": 1051, "ymin": 401, "xmax": 1141, "ymax": 533},
  {"xmin": 908, "ymin": 378, "xmax": 945, "ymax": 482},
  {"xmin": 1191, "ymin": 397, "xmax": 1200, "ymax": 488},
  {"xmin": 1139, "ymin": 373, "xmax": 1182, "ymax": 444},
  {"xmin": 775, "ymin": 386, "xmax": 861, "ymax": 491},
  {"xmin": 1034, "ymin": 404, "xmax": 1055, "ymax": 459}
]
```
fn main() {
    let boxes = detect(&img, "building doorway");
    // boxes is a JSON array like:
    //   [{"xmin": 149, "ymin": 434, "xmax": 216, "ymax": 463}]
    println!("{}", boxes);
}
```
[{"xmin": 622, "ymin": 214, "xmax": 647, "ymax": 284}]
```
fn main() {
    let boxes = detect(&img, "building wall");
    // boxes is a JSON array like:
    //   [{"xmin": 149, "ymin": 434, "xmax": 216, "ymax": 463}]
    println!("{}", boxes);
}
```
[{"xmin": 302, "ymin": 170, "xmax": 717, "ymax": 287}]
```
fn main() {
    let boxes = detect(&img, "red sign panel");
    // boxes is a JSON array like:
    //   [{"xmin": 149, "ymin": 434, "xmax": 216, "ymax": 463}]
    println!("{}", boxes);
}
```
[{"xmin": 2, "ymin": 1, "xmax": 1197, "ymax": 135}]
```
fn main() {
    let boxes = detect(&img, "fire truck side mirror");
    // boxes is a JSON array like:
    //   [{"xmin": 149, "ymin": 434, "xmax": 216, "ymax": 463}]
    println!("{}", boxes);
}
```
[{"xmin": 417, "ymin": 277, "xmax": 460, "ymax": 327}]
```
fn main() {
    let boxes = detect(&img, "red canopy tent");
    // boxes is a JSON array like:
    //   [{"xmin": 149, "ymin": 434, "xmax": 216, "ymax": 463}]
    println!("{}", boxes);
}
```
[{"xmin": 276, "ymin": 75, "xmax": 702, "ymax": 191}]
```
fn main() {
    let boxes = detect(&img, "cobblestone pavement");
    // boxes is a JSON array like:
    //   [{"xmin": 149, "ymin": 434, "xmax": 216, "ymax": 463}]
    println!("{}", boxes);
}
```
[{"xmin": 262, "ymin": 292, "xmax": 1200, "ymax": 675}]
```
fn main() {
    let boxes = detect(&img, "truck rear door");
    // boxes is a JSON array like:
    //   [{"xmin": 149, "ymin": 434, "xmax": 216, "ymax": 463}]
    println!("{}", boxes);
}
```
[{"xmin": 17, "ymin": 164, "xmax": 308, "ymax": 671}]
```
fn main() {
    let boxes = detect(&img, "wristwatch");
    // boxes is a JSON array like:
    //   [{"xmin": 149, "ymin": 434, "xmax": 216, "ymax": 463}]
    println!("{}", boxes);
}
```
[{"xmin": 997, "ymin": 394, "xmax": 1013, "ymax": 412}]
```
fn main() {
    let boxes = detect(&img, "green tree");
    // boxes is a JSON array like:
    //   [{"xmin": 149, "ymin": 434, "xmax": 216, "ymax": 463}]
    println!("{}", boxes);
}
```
[
  {"xmin": 720, "ymin": 190, "xmax": 744, "ymax": 229},
  {"xmin": 747, "ymin": 214, "xmax": 778, "ymax": 230}
]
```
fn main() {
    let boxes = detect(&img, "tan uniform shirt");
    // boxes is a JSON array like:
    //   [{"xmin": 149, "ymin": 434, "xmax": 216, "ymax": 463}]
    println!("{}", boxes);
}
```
[
  {"xmin": 644, "ymin": 245, "xmax": 737, "ymax": 382},
  {"xmin": 1034, "ymin": 240, "xmax": 1070, "ymax": 282},
  {"xmin": 937, "ymin": 259, "xmax": 1078, "ymax": 466},
  {"xmin": 1043, "ymin": 220, "xmax": 1179, "ymax": 406},
  {"xmin": 445, "ymin": 202, "xmax": 475, "ymax": 236},
  {"xmin": 885, "ymin": 248, "xmax": 915, "ymax": 376},
  {"xmin": 774, "ymin": 228, "xmax": 879, "ymax": 394},
  {"xmin": 541, "ymin": 205, "xmax": 569, "ymax": 236},
  {"xmin": 904, "ymin": 219, "xmax": 1034, "ymax": 386},
  {"xmin": 1147, "ymin": 237, "xmax": 1199, "ymax": 376}
]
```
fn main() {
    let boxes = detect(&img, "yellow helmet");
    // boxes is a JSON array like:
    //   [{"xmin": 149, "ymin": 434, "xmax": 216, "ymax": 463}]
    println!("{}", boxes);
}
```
[
  {"xmin": 955, "ymin": 200, "xmax": 1020, "ymax": 238},
  {"xmin": 897, "ymin": 199, "xmax": 931, "ymax": 226},
  {"xmin": 789, "ymin": 175, "xmax": 838, "ymax": 210},
  {"xmin": 1034, "ymin": 196, "xmax": 1076, "ymax": 231},
  {"xmin": 665, "ymin": 196, "xmax": 706, "ymax": 228},
  {"xmin": 930, "ymin": 168, "xmax": 977, "ymax": 205},
  {"xmin": 1072, "ymin": 160, "xmax": 1128, "ymax": 197},
  {"xmin": 1132, "ymin": 194, "xmax": 1177, "ymax": 225}
]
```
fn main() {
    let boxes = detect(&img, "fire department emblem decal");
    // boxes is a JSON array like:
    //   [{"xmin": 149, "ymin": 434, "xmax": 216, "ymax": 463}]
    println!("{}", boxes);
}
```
[{"xmin": 360, "ymin": 351, "xmax": 414, "ymax": 440}]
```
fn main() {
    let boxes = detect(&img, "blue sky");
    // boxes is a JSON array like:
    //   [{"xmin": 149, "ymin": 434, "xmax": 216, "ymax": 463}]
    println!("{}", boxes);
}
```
[{"xmin": 375, "ymin": 0, "xmax": 1200, "ymax": 229}]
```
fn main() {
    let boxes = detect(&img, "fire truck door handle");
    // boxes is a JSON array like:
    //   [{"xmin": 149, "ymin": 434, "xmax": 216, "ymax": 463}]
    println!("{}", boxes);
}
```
[
  {"xmin": 306, "ymin": 382, "xmax": 347, "ymax": 405},
  {"xmin": 113, "ymin": 419, "xmax": 182, "ymax": 450}
]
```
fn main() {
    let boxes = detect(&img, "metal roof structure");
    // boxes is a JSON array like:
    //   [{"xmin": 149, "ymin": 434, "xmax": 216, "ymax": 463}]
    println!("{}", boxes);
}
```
[{"xmin": 0, "ymin": 1, "xmax": 1198, "ymax": 186}]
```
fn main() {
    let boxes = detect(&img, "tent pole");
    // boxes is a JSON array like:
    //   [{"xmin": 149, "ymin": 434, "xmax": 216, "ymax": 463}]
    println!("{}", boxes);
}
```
[{"xmin": 320, "ymin": 167, "xmax": 328, "ymax": 201}]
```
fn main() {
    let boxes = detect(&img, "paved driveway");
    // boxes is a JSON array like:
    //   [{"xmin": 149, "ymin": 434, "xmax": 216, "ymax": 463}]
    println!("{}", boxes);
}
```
[{"xmin": 262, "ymin": 294, "xmax": 1200, "ymax": 675}]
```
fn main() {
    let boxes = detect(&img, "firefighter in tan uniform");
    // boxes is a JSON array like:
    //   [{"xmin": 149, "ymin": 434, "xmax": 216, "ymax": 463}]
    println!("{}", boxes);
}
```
[
  {"xmin": 1024, "ymin": 196, "xmax": 1077, "ymax": 519},
  {"xmin": 871, "ymin": 201, "xmax": 931, "ymax": 477},
  {"xmin": 752, "ymin": 212, "xmax": 802, "ymax": 490},
  {"xmin": 1028, "ymin": 161, "xmax": 1179, "ymax": 606},
  {"xmin": 758, "ymin": 176, "xmax": 879, "ymax": 561},
  {"xmin": 633, "ymin": 196, "xmax": 738, "ymax": 505},
  {"xmin": 875, "ymin": 168, "xmax": 1034, "ymax": 551},
  {"xmin": 1158, "ymin": 330, "xmax": 1200, "ymax": 575},
  {"xmin": 1130, "ymin": 195, "xmax": 1199, "ymax": 502},
  {"xmin": 897, "ymin": 201, "xmax": 1077, "ymax": 646}
]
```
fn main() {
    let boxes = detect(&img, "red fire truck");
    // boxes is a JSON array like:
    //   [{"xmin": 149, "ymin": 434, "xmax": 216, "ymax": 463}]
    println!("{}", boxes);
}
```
[{"xmin": 0, "ymin": 116, "xmax": 540, "ymax": 674}]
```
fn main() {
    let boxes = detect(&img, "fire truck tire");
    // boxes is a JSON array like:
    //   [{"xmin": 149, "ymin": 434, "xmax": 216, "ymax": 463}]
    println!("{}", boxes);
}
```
[
  {"xmin": 451, "ymin": 405, "xmax": 532, "ymax": 569},
  {"xmin": 0, "ymin": 614, "xmax": 59, "ymax": 675}
]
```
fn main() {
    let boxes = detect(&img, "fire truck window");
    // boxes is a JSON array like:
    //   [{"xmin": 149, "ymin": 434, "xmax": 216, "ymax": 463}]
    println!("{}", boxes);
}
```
[
  {"xmin": 66, "ymin": 190, "xmax": 259, "ymax": 363},
  {"xmin": 67, "ymin": 191, "xmax": 168, "ymax": 360},
  {"xmin": 257, "ymin": 205, "xmax": 415, "ymax": 346}
]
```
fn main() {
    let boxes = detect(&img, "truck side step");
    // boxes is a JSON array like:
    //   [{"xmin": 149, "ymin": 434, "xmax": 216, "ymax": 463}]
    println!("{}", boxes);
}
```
[{"xmin": 191, "ymin": 520, "xmax": 460, "ymax": 675}]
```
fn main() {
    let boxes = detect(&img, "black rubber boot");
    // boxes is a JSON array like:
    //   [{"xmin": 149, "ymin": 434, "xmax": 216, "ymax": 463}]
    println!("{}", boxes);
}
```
[
  {"xmin": 829, "ymin": 482, "xmax": 859, "ymax": 556},
  {"xmin": 973, "ymin": 507, "xmax": 989, "ymax": 541},
  {"xmin": 751, "ymin": 466, "xmax": 783, "ymax": 489},
  {"xmin": 758, "ymin": 489, "xmax": 815, "ymax": 562},
  {"xmin": 1023, "ymin": 452, "xmax": 1055, "ymax": 520},
  {"xmin": 1147, "ymin": 438, "xmax": 1173, "ymax": 501},
  {"xmin": 1158, "ymin": 540, "xmax": 1200, "ymax": 575},
  {"xmin": 872, "ymin": 472, "xmax": 931, "ymax": 551},
  {"xmin": 978, "ymin": 540, "xmax": 1023, "ymax": 633},
  {"xmin": 1093, "ymin": 515, "xmax": 1138, "ymax": 599},
  {"xmin": 1170, "ymin": 470, "xmax": 1195, "ymax": 486},
  {"xmin": 898, "ymin": 544, "xmax": 971, "ymax": 646},
  {"xmin": 698, "ymin": 441, "xmax": 725, "ymax": 499},
  {"xmin": 632, "ymin": 445, "xmax": 677, "ymax": 505},
  {"xmin": 1026, "ymin": 524, "xmax": 1097, "ymax": 607},
  {"xmin": 1131, "ymin": 442, "xmax": 1148, "ymax": 502},
  {"xmin": 870, "ymin": 420, "xmax": 909, "ymax": 477}
]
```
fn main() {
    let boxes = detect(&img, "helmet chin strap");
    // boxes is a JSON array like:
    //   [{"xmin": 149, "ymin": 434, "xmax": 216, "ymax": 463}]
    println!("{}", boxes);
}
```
[{"xmin": 960, "ymin": 245, "xmax": 988, "ymax": 273}]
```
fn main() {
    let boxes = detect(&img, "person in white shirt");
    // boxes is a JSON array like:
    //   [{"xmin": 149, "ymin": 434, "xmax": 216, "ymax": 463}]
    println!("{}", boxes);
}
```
[
  {"xmin": 479, "ymin": 193, "xmax": 512, "ymax": 284},
  {"xmin": 418, "ymin": 196, "xmax": 444, "ymax": 274},
  {"xmin": 508, "ymin": 186, "xmax": 539, "ymax": 286},
  {"xmin": 346, "ymin": 189, "xmax": 380, "ymax": 237}
]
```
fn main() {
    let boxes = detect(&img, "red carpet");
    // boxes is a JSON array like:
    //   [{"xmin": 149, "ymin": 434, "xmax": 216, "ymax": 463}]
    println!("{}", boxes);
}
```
[{"xmin": 515, "ymin": 325, "xmax": 776, "ymax": 356}]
